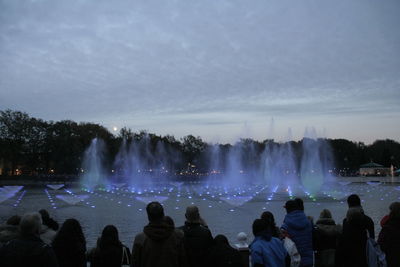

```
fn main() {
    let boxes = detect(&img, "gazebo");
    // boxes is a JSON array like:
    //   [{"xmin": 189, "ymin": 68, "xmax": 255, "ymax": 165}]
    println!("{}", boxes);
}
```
[{"xmin": 359, "ymin": 162, "xmax": 390, "ymax": 176}]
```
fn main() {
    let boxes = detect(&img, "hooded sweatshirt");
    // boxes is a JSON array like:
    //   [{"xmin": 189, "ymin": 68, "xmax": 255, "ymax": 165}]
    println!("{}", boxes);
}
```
[
  {"xmin": 250, "ymin": 231, "xmax": 287, "ymax": 267},
  {"xmin": 282, "ymin": 210, "xmax": 313, "ymax": 267},
  {"xmin": 132, "ymin": 222, "xmax": 186, "ymax": 267}
]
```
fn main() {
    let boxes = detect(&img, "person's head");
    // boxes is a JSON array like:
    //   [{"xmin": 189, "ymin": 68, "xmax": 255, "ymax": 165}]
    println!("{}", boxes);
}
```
[
  {"xmin": 6, "ymin": 215, "xmax": 21, "ymax": 226},
  {"xmin": 99, "ymin": 225, "xmax": 120, "ymax": 249},
  {"xmin": 146, "ymin": 202, "xmax": 164, "ymax": 223},
  {"xmin": 346, "ymin": 207, "xmax": 363, "ymax": 226},
  {"xmin": 164, "ymin": 216, "xmax": 175, "ymax": 228},
  {"xmin": 284, "ymin": 200, "xmax": 297, "ymax": 214},
  {"xmin": 319, "ymin": 209, "xmax": 332, "ymax": 219},
  {"xmin": 19, "ymin": 212, "xmax": 42, "ymax": 236},
  {"xmin": 347, "ymin": 194, "xmax": 361, "ymax": 208},
  {"xmin": 252, "ymin": 218, "xmax": 268, "ymax": 237},
  {"xmin": 185, "ymin": 205, "xmax": 201, "ymax": 223},
  {"xmin": 39, "ymin": 209, "xmax": 50, "ymax": 220},
  {"xmin": 261, "ymin": 211, "xmax": 275, "ymax": 225},
  {"xmin": 214, "ymin": 234, "xmax": 229, "ymax": 246},
  {"xmin": 294, "ymin": 198, "xmax": 304, "ymax": 211},
  {"xmin": 53, "ymin": 218, "xmax": 85, "ymax": 246},
  {"xmin": 389, "ymin": 202, "xmax": 400, "ymax": 220}
]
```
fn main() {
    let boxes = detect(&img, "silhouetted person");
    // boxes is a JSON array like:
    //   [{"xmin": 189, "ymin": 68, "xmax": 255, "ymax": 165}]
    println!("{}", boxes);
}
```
[
  {"xmin": 52, "ymin": 218, "xmax": 86, "ymax": 267},
  {"xmin": 261, "ymin": 211, "xmax": 282, "ymax": 239},
  {"xmin": 378, "ymin": 202, "xmax": 400, "ymax": 267},
  {"xmin": 0, "ymin": 212, "xmax": 59, "ymax": 267},
  {"xmin": 39, "ymin": 209, "xmax": 59, "ymax": 231},
  {"xmin": 0, "ymin": 215, "xmax": 21, "ymax": 245},
  {"xmin": 164, "ymin": 216, "xmax": 175, "ymax": 228},
  {"xmin": 132, "ymin": 201, "xmax": 186, "ymax": 267},
  {"xmin": 343, "ymin": 194, "xmax": 374, "ymax": 238},
  {"xmin": 88, "ymin": 225, "xmax": 131, "ymax": 267},
  {"xmin": 294, "ymin": 198, "xmax": 304, "ymax": 211},
  {"xmin": 179, "ymin": 205, "xmax": 213, "ymax": 267},
  {"xmin": 336, "ymin": 208, "xmax": 368, "ymax": 267},
  {"xmin": 281, "ymin": 200, "xmax": 313, "ymax": 267},
  {"xmin": 207, "ymin": 234, "xmax": 244, "ymax": 267},
  {"xmin": 313, "ymin": 209, "xmax": 341, "ymax": 267},
  {"xmin": 250, "ymin": 218, "xmax": 287, "ymax": 267}
]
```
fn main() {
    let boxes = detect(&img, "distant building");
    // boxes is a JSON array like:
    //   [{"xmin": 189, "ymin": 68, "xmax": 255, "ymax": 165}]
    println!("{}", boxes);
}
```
[{"xmin": 359, "ymin": 162, "xmax": 391, "ymax": 176}]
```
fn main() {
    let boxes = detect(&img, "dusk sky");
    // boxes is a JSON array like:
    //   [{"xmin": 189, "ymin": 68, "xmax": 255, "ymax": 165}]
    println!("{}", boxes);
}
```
[{"xmin": 1, "ymin": 0, "xmax": 399, "ymax": 144}]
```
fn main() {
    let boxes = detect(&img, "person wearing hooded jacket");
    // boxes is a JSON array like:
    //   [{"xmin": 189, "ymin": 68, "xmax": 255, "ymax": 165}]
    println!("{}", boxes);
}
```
[
  {"xmin": 313, "ymin": 209, "xmax": 341, "ymax": 267},
  {"xmin": 250, "ymin": 218, "xmax": 288, "ymax": 267},
  {"xmin": 131, "ymin": 202, "xmax": 187, "ymax": 267},
  {"xmin": 281, "ymin": 200, "xmax": 313, "ymax": 267}
]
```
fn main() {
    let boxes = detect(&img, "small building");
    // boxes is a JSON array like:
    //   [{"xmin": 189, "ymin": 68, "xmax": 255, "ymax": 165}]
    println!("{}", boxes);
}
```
[{"xmin": 359, "ymin": 162, "xmax": 391, "ymax": 176}]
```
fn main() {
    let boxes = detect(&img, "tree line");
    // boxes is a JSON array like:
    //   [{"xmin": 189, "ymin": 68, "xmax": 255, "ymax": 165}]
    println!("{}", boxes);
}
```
[{"xmin": 0, "ymin": 109, "xmax": 399, "ymax": 177}]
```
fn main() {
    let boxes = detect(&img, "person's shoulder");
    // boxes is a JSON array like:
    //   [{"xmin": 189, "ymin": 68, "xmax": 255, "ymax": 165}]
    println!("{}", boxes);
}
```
[
  {"xmin": 174, "ymin": 228, "xmax": 185, "ymax": 238},
  {"xmin": 133, "ymin": 232, "xmax": 146, "ymax": 244},
  {"xmin": 364, "ymin": 214, "xmax": 374, "ymax": 223}
]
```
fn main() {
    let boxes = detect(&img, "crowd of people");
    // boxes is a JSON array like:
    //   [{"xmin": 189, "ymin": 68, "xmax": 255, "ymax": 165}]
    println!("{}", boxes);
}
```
[{"xmin": 0, "ymin": 194, "xmax": 399, "ymax": 267}]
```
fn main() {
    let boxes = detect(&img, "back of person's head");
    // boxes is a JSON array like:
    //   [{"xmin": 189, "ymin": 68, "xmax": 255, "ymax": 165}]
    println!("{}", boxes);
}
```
[
  {"xmin": 389, "ymin": 202, "xmax": 400, "ymax": 220},
  {"xmin": 284, "ymin": 200, "xmax": 297, "ymax": 213},
  {"xmin": 39, "ymin": 209, "xmax": 50, "ymax": 220},
  {"xmin": 164, "ymin": 216, "xmax": 175, "ymax": 227},
  {"xmin": 294, "ymin": 198, "xmax": 304, "ymax": 211},
  {"xmin": 146, "ymin": 202, "xmax": 164, "ymax": 223},
  {"xmin": 346, "ymin": 207, "xmax": 363, "ymax": 225},
  {"xmin": 347, "ymin": 194, "xmax": 361, "ymax": 207},
  {"xmin": 214, "ymin": 234, "xmax": 229, "ymax": 246},
  {"xmin": 261, "ymin": 211, "xmax": 275, "ymax": 225},
  {"xmin": 19, "ymin": 212, "xmax": 42, "ymax": 237},
  {"xmin": 99, "ymin": 225, "xmax": 120, "ymax": 249},
  {"xmin": 6, "ymin": 215, "xmax": 21, "ymax": 226},
  {"xmin": 53, "ymin": 218, "xmax": 85, "ymax": 247},
  {"xmin": 185, "ymin": 205, "xmax": 201, "ymax": 223},
  {"xmin": 319, "ymin": 209, "xmax": 332, "ymax": 219},
  {"xmin": 252, "ymin": 218, "xmax": 268, "ymax": 237}
]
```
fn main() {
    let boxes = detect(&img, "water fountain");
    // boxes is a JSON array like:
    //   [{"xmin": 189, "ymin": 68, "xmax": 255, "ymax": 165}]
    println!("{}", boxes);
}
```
[{"xmin": 80, "ymin": 138, "xmax": 107, "ymax": 190}]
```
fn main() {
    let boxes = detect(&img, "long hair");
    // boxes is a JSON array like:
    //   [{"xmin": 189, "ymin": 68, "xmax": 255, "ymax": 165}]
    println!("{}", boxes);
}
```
[
  {"xmin": 52, "ymin": 218, "xmax": 86, "ymax": 249},
  {"xmin": 98, "ymin": 225, "xmax": 121, "ymax": 250}
]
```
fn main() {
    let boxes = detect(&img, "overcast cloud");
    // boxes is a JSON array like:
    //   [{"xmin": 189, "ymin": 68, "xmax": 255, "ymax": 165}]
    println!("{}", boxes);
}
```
[{"xmin": 0, "ymin": 0, "xmax": 399, "ymax": 143}]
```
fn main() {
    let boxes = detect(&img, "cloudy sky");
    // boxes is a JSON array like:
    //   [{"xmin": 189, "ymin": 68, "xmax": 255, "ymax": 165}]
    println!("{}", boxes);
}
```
[{"xmin": 0, "ymin": 0, "xmax": 399, "ymax": 144}]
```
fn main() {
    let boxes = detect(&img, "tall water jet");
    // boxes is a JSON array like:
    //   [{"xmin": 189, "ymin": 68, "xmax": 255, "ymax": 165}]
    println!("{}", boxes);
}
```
[
  {"xmin": 261, "ymin": 140, "xmax": 298, "ymax": 190},
  {"xmin": 81, "ymin": 138, "xmax": 107, "ymax": 190}
]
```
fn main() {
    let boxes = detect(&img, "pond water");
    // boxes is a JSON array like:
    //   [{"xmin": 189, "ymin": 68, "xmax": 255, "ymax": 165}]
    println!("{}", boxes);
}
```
[{"xmin": 1, "ymin": 182, "xmax": 399, "ymax": 249}]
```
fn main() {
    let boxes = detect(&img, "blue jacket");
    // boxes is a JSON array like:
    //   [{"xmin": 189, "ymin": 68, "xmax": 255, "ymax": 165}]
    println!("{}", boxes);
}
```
[
  {"xmin": 250, "ymin": 235, "xmax": 287, "ymax": 267},
  {"xmin": 281, "ymin": 211, "xmax": 313, "ymax": 267}
]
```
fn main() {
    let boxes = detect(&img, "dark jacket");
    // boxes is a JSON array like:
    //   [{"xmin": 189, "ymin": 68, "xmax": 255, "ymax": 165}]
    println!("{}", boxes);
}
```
[
  {"xmin": 342, "ymin": 208, "xmax": 374, "ymax": 239},
  {"xmin": 281, "ymin": 210, "xmax": 313, "ymax": 267},
  {"xmin": 0, "ymin": 225, "xmax": 19, "ymax": 245},
  {"xmin": 179, "ymin": 221, "xmax": 213, "ymax": 267},
  {"xmin": 313, "ymin": 218, "xmax": 341, "ymax": 267},
  {"xmin": 378, "ymin": 218, "xmax": 400, "ymax": 267},
  {"xmin": 89, "ymin": 238, "xmax": 131, "ymax": 267},
  {"xmin": 0, "ymin": 234, "xmax": 59, "ymax": 267},
  {"xmin": 43, "ymin": 217, "xmax": 59, "ymax": 231},
  {"xmin": 52, "ymin": 237, "xmax": 86, "ymax": 267},
  {"xmin": 207, "ymin": 241, "xmax": 244, "ymax": 267},
  {"xmin": 132, "ymin": 222, "xmax": 186, "ymax": 267},
  {"xmin": 336, "ymin": 216, "xmax": 368, "ymax": 267}
]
